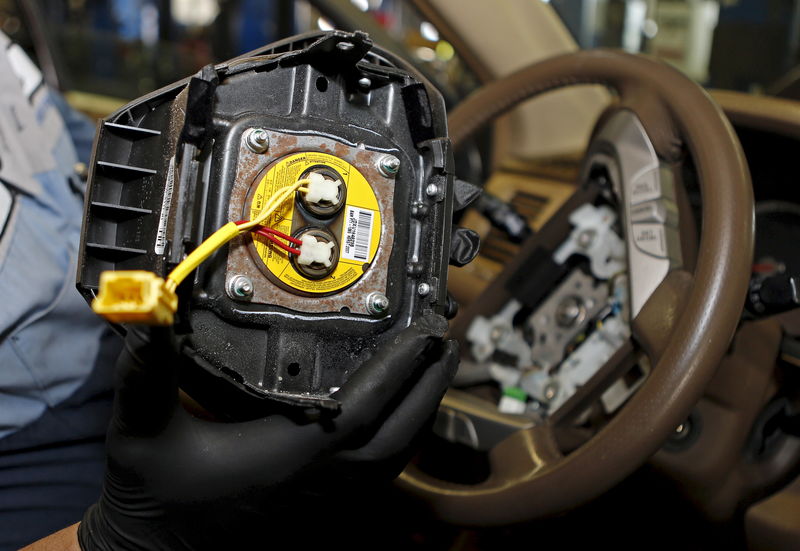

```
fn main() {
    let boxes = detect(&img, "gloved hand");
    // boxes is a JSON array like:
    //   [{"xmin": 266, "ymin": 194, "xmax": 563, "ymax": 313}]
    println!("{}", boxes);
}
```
[{"xmin": 78, "ymin": 314, "xmax": 457, "ymax": 550}]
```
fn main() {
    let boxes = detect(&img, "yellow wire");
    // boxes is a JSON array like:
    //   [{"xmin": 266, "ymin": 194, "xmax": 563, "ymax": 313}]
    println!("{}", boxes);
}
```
[
  {"xmin": 239, "ymin": 179, "xmax": 310, "ymax": 231},
  {"xmin": 254, "ymin": 182, "xmax": 305, "ymax": 223},
  {"xmin": 165, "ymin": 222, "xmax": 241, "ymax": 291},
  {"xmin": 164, "ymin": 180, "xmax": 310, "ymax": 290},
  {"xmin": 257, "ymin": 180, "xmax": 309, "ymax": 222}
]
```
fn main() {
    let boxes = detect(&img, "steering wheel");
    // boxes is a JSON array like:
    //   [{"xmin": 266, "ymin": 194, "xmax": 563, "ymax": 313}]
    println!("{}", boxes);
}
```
[{"xmin": 397, "ymin": 50, "xmax": 754, "ymax": 524}]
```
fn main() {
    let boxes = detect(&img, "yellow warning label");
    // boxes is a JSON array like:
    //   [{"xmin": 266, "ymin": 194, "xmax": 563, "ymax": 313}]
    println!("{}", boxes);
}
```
[{"xmin": 248, "ymin": 151, "xmax": 381, "ymax": 294}]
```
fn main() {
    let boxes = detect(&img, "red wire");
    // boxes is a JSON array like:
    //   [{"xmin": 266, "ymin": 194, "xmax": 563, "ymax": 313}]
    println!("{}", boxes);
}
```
[
  {"xmin": 255, "ymin": 230, "xmax": 301, "ymax": 255},
  {"xmin": 752, "ymin": 263, "xmax": 777, "ymax": 273},
  {"xmin": 236, "ymin": 220, "xmax": 302, "ymax": 254},
  {"xmin": 258, "ymin": 227, "xmax": 303, "ymax": 245},
  {"xmin": 236, "ymin": 220, "xmax": 302, "ymax": 244}
]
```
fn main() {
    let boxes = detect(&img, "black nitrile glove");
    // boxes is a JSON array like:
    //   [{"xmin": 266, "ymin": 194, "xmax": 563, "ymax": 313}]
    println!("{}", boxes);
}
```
[{"xmin": 78, "ymin": 314, "xmax": 457, "ymax": 550}]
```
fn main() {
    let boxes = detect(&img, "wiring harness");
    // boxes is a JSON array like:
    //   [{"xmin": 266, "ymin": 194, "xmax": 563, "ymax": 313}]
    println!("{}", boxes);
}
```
[{"xmin": 92, "ymin": 179, "xmax": 311, "ymax": 325}]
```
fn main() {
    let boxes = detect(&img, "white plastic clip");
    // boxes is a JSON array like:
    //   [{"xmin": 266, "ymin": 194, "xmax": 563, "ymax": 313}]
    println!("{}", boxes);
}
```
[
  {"xmin": 297, "ymin": 234, "xmax": 334, "ymax": 267},
  {"xmin": 304, "ymin": 172, "xmax": 341, "ymax": 205}
]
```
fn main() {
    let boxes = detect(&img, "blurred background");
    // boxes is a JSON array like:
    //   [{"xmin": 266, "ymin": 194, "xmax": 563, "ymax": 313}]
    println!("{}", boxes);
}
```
[{"xmin": 3, "ymin": 0, "xmax": 800, "ymax": 118}]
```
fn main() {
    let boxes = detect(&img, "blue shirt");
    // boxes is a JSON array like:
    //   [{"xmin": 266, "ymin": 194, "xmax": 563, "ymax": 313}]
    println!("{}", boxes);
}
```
[{"xmin": 0, "ymin": 33, "xmax": 121, "ymax": 549}]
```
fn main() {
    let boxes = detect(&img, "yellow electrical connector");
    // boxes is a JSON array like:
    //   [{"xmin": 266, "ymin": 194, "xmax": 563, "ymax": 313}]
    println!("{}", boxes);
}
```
[
  {"xmin": 92, "ymin": 271, "xmax": 178, "ymax": 325},
  {"xmin": 90, "ymin": 180, "xmax": 311, "ymax": 325},
  {"xmin": 91, "ymin": 222, "xmax": 241, "ymax": 325}
]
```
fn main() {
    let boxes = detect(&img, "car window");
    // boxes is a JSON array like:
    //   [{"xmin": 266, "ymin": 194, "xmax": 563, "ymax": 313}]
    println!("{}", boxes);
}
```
[
  {"xmin": 1, "ymin": 0, "xmax": 480, "ymax": 108},
  {"xmin": 549, "ymin": 0, "xmax": 799, "ymax": 94}
]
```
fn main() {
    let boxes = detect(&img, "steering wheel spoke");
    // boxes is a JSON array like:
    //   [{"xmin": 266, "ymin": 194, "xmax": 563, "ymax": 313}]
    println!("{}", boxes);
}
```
[
  {"xmin": 548, "ymin": 340, "xmax": 637, "ymax": 428},
  {"xmin": 488, "ymin": 423, "xmax": 562, "ymax": 481},
  {"xmin": 433, "ymin": 388, "xmax": 536, "ymax": 451},
  {"xmin": 631, "ymin": 269, "xmax": 694, "ymax": 362}
]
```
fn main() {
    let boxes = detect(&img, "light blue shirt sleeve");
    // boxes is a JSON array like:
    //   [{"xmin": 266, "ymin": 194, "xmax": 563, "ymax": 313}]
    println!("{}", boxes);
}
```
[{"xmin": 0, "ymin": 33, "xmax": 120, "ymax": 442}]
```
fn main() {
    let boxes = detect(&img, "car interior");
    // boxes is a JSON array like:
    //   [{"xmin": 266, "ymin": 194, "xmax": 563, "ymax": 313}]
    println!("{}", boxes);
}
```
[{"xmin": 3, "ymin": 0, "xmax": 799, "ymax": 549}]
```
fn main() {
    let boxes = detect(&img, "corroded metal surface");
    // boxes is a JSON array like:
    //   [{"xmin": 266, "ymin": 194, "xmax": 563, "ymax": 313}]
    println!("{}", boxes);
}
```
[{"xmin": 225, "ymin": 129, "xmax": 396, "ymax": 314}]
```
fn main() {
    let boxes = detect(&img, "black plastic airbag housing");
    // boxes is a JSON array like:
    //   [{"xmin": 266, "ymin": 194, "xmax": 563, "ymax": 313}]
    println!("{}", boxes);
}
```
[{"xmin": 76, "ymin": 31, "xmax": 454, "ymax": 414}]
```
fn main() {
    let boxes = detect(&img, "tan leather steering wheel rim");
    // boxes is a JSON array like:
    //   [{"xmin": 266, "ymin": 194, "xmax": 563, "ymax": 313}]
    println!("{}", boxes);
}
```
[{"xmin": 397, "ymin": 50, "xmax": 754, "ymax": 525}]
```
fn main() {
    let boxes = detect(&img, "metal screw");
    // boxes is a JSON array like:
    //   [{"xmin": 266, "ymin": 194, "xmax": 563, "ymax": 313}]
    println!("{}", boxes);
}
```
[
  {"xmin": 543, "ymin": 381, "xmax": 559, "ymax": 402},
  {"xmin": 577, "ymin": 229, "xmax": 596, "ymax": 249},
  {"xmin": 365, "ymin": 292, "xmax": 390, "ymax": 315},
  {"xmin": 246, "ymin": 128, "xmax": 269, "ymax": 153},
  {"xmin": 490, "ymin": 325, "xmax": 509, "ymax": 343},
  {"xmin": 426, "ymin": 183, "xmax": 440, "ymax": 197},
  {"xmin": 337, "ymin": 41, "xmax": 354, "ymax": 51},
  {"xmin": 358, "ymin": 77, "xmax": 372, "ymax": 88},
  {"xmin": 228, "ymin": 275, "xmax": 254, "ymax": 298},
  {"xmin": 672, "ymin": 419, "xmax": 692, "ymax": 441},
  {"xmin": 418, "ymin": 282, "xmax": 431, "ymax": 297},
  {"xmin": 406, "ymin": 262, "xmax": 424, "ymax": 276},
  {"xmin": 377, "ymin": 155, "xmax": 400, "ymax": 177},
  {"xmin": 555, "ymin": 296, "xmax": 586, "ymax": 328},
  {"xmin": 410, "ymin": 201, "xmax": 429, "ymax": 219}
]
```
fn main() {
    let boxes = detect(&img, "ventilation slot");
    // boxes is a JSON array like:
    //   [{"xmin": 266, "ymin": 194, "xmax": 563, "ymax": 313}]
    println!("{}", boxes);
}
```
[
  {"xmin": 96, "ymin": 161, "xmax": 157, "ymax": 179},
  {"xmin": 103, "ymin": 122, "xmax": 162, "ymax": 140}
]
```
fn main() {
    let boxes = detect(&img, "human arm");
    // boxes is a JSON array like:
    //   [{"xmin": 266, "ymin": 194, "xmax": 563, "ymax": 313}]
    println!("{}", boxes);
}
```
[{"xmin": 21, "ymin": 523, "xmax": 80, "ymax": 551}]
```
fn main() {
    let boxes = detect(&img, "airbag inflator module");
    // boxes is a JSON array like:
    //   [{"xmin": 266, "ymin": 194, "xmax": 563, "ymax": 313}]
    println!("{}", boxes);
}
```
[{"xmin": 76, "ymin": 31, "xmax": 455, "ymax": 413}]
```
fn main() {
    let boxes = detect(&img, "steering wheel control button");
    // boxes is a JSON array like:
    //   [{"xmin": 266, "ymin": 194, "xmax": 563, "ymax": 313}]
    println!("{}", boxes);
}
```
[
  {"xmin": 631, "ymin": 223, "xmax": 681, "ymax": 260},
  {"xmin": 629, "ymin": 167, "xmax": 674, "ymax": 205},
  {"xmin": 629, "ymin": 200, "xmax": 678, "ymax": 227},
  {"xmin": 631, "ymin": 223, "xmax": 667, "ymax": 258},
  {"xmin": 587, "ymin": 111, "xmax": 686, "ymax": 318}
]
